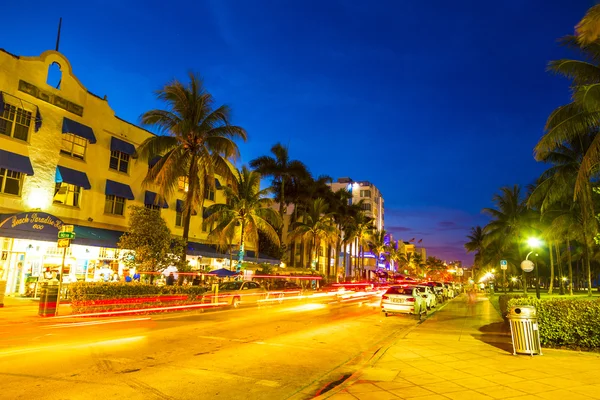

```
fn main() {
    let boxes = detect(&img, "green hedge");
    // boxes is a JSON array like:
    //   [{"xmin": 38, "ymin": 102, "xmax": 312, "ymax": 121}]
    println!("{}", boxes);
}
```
[
  {"xmin": 497, "ymin": 294, "xmax": 528, "ymax": 317},
  {"xmin": 507, "ymin": 297, "xmax": 600, "ymax": 350},
  {"xmin": 69, "ymin": 282, "xmax": 207, "ymax": 314}
]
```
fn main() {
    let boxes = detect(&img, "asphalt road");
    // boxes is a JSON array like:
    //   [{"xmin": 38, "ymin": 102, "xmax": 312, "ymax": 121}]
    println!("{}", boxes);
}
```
[{"xmin": 0, "ymin": 296, "xmax": 421, "ymax": 400}]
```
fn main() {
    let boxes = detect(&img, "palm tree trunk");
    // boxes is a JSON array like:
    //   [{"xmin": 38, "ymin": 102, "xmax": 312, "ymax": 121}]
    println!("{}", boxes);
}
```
[
  {"xmin": 299, "ymin": 240, "xmax": 305, "ymax": 269},
  {"xmin": 341, "ymin": 241, "xmax": 346, "ymax": 282},
  {"xmin": 237, "ymin": 218, "xmax": 246, "ymax": 272},
  {"xmin": 517, "ymin": 238, "xmax": 527, "ymax": 295},
  {"xmin": 334, "ymin": 237, "xmax": 341, "ymax": 282},
  {"xmin": 548, "ymin": 241, "xmax": 554, "ymax": 294},
  {"xmin": 556, "ymin": 242, "xmax": 564, "ymax": 295},
  {"xmin": 567, "ymin": 237, "xmax": 573, "ymax": 296}
]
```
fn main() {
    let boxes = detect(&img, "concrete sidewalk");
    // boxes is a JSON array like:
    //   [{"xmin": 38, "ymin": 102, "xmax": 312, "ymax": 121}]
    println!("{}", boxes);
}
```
[
  {"xmin": 320, "ymin": 294, "xmax": 600, "ymax": 400},
  {"xmin": 0, "ymin": 296, "xmax": 71, "ymax": 324}
]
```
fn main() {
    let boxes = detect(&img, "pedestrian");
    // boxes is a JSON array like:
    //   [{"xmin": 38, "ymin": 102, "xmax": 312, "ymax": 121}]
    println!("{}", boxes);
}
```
[
  {"xmin": 133, "ymin": 272, "xmax": 141, "ymax": 281},
  {"xmin": 166, "ymin": 272, "xmax": 175, "ymax": 286}
]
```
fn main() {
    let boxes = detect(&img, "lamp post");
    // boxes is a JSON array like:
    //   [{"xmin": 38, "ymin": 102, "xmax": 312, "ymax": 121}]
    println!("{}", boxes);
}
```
[{"xmin": 526, "ymin": 237, "xmax": 542, "ymax": 300}]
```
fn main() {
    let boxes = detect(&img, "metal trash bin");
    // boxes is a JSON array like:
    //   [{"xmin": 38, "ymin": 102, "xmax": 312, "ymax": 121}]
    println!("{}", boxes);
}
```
[
  {"xmin": 38, "ymin": 282, "xmax": 59, "ymax": 317},
  {"xmin": 508, "ymin": 306, "xmax": 542, "ymax": 356}
]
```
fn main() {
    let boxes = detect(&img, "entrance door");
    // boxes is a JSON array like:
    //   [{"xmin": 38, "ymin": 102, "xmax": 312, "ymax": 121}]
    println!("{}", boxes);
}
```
[{"xmin": 6, "ymin": 252, "xmax": 26, "ymax": 295}]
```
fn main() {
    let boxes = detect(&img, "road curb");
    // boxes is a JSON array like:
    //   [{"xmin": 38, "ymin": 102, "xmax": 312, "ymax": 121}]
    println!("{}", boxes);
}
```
[{"xmin": 313, "ymin": 295, "xmax": 460, "ymax": 400}]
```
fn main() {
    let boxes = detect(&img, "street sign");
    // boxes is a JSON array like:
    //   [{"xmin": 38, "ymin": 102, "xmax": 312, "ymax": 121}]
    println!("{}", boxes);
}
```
[
  {"xmin": 57, "ymin": 238, "xmax": 71, "ymax": 248},
  {"xmin": 500, "ymin": 259, "xmax": 507, "ymax": 270},
  {"xmin": 58, "ymin": 231, "xmax": 75, "ymax": 239},
  {"xmin": 60, "ymin": 224, "xmax": 74, "ymax": 233},
  {"xmin": 521, "ymin": 260, "xmax": 534, "ymax": 273}
]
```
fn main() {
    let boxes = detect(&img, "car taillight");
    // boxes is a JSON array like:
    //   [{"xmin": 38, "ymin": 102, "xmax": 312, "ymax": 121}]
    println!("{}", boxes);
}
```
[
  {"xmin": 382, "ymin": 295, "xmax": 389, "ymax": 300},
  {"xmin": 407, "ymin": 297, "xmax": 415, "ymax": 302}
]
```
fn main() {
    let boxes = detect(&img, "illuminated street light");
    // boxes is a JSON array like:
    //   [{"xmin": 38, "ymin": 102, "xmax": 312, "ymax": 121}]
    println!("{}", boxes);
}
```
[{"xmin": 525, "ymin": 237, "xmax": 542, "ymax": 300}]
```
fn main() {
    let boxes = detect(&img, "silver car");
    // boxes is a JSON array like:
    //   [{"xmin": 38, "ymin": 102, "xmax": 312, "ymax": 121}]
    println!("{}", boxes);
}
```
[{"xmin": 380, "ymin": 285, "xmax": 428, "ymax": 317}]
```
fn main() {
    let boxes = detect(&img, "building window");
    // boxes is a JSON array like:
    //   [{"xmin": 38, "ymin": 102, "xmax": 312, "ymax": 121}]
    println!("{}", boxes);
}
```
[
  {"xmin": 61, "ymin": 133, "xmax": 87, "ymax": 160},
  {"xmin": 204, "ymin": 187, "xmax": 215, "ymax": 201},
  {"xmin": 109, "ymin": 151, "xmax": 130, "ymax": 173},
  {"xmin": 178, "ymin": 176, "xmax": 189, "ymax": 192},
  {"xmin": 0, "ymin": 168, "xmax": 22, "ymax": 196},
  {"xmin": 145, "ymin": 204, "xmax": 161, "ymax": 212},
  {"xmin": 360, "ymin": 190, "xmax": 371, "ymax": 198},
  {"xmin": 202, "ymin": 207, "xmax": 212, "ymax": 232},
  {"xmin": 175, "ymin": 211, "xmax": 183, "ymax": 227},
  {"xmin": 0, "ymin": 104, "xmax": 31, "ymax": 142},
  {"xmin": 53, "ymin": 182, "xmax": 81, "ymax": 207},
  {"xmin": 104, "ymin": 195, "xmax": 126, "ymax": 216},
  {"xmin": 361, "ymin": 203, "xmax": 372, "ymax": 211}
]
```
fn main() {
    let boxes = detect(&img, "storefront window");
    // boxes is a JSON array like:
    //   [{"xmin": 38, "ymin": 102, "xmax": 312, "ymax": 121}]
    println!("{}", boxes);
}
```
[{"xmin": 60, "ymin": 133, "xmax": 87, "ymax": 160}]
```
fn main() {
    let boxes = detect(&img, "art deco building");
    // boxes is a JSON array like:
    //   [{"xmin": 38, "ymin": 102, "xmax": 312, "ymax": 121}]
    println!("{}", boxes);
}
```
[{"xmin": 0, "ymin": 49, "xmax": 273, "ymax": 296}]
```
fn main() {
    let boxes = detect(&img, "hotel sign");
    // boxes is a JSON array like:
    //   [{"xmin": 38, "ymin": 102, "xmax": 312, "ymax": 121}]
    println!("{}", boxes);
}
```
[
  {"xmin": 18, "ymin": 80, "xmax": 84, "ymax": 117},
  {"xmin": 0, "ymin": 212, "xmax": 63, "ymax": 233}
]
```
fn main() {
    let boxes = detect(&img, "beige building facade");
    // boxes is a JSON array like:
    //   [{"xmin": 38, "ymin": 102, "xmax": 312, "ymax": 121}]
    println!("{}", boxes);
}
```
[
  {"xmin": 0, "ymin": 49, "xmax": 269, "ymax": 296},
  {"xmin": 329, "ymin": 177, "xmax": 384, "ymax": 231}
]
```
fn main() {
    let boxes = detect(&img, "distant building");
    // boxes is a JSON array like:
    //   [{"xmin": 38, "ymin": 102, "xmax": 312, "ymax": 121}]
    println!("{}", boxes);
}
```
[{"xmin": 329, "ymin": 177, "xmax": 384, "ymax": 231}]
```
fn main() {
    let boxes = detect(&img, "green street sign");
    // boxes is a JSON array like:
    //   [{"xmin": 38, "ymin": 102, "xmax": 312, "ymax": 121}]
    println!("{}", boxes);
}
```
[{"xmin": 58, "ymin": 232, "xmax": 75, "ymax": 239}]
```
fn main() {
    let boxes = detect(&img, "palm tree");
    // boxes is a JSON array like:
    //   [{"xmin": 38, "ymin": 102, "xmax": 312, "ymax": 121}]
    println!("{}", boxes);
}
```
[
  {"xmin": 483, "ymin": 185, "xmax": 538, "ymax": 294},
  {"xmin": 352, "ymin": 211, "xmax": 374, "ymax": 279},
  {"xmin": 205, "ymin": 166, "xmax": 281, "ymax": 271},
  {"xmin": 136, "ymin": 73, "xmax": 247, "ymax": 262},
  {"xmin": 412, "ymin": 252, "xmax": 425, "ymax": 278},
  {"xmin": 529, "ymin": 137, "xmax": 596, "ymax": 296},
  {"xmin": 464, "ymin": 226, "xmax": 485, "ymax": 276},
  {"xmin": 289, "ymin": 198, "xmax": 337, "ymax": 273},
  {"xmin": 574, "ymin": 5, "xmax": 600, "ymax": 45},
  {"xmin": 249, "ymin": 143, "xmax": 309, "ymax": 238},
  {"xmin": 369, "ymin": 229, "xmax": 389, "ymax": 270}
]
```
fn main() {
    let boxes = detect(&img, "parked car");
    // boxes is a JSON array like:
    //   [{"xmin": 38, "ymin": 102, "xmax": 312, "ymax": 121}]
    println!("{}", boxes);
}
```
[
  {"xmin": 380, "ymin": 286, "xmax": 427, "ymax": 317},
  {"xmin": 268, "ymin": 281, "xmax": 304, "ymax": 300},
  {"xmin": 415, "ymin": 285, "xmax": 437, "ymax": 309},
  {"xmin": 203, "ymin": 280, "xmax": 268, "ymax": 308}
]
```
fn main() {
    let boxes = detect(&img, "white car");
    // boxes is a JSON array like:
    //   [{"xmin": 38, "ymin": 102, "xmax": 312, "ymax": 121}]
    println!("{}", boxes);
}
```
[
  {"xmin": 415, "ymin": 285, "xmax": 437, "ymax": 309},
  {"xmin": 380, "ymin": 286, "xmax": 427, "ymax": 317}
]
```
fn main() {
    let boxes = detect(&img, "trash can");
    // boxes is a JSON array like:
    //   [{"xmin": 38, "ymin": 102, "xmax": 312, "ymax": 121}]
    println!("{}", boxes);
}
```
[
  {"xmin": 508, "ymin": 306, "xmax": 542, "ymax": 356},
  {"xmin": 38, "ymin": 282, "xmax": 59, "ymax": 317}
]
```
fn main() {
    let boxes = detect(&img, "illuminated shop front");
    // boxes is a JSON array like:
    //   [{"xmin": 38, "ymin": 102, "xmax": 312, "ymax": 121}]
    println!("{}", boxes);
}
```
[{"xmin": 0, "ymin": 212, "xmax": 126, "ymax": 296}]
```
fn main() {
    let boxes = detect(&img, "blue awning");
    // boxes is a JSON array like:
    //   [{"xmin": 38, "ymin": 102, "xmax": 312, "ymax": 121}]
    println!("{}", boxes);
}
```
[
  {"xmin": 73, "ymin": 225, "xmax": 125, "ymax": 248},
  {"xmin": 55, "ymin": 166, "xmax": 91, "ymax": 190},
  {"xmin": 110, "ymin": 137, "xmax": 135, "ymax": 155},
  {"xmin": 105, "ymin": 180, "xmax": 134, "ymax": 200},
  {"xmin": 186, "ymin": 241, "xmax": 224, "ymax": 258},
  {"xmin": 62, "ymin": 117, "xmax": 96, "ymax": 144},
  {"xmin": 0, "ymin": 149, "xmax": 34, "ymax": 175},
  {"xmin": 148, "ymin": 156, "xmax": 161, "ymax": 167},
  {"xmin": 215, "ymin": 178, "xmax": 222, "ymax": 189},
  {"xmin": 144, "ymin": 191, "xmax": 168, "ymax": 208}
]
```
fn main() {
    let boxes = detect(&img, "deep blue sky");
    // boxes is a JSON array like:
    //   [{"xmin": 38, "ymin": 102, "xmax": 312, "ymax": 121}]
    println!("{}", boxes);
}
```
[{"xmin": 2, "ymin": 0, "xmax": 593, "ymax": 264}]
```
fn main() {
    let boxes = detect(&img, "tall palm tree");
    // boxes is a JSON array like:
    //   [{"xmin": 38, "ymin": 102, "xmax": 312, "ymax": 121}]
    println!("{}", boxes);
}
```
[
  {"xmin": 205, "ymin": 166, "xmax": 281, "ymax": 271},
  {"xmin": 290, "ymin": 198, "xmax": 336, "ymax": 272},
  {"xmin": 249, "ymin": 143, "xmax": 309, "ymax": 234},
  {"xmin": 369, "ymin": 229, "xmax": 389, "ymax": 270},
  {"xmin": 464, "ymin": 226, "xmax": 485, "ymax": 276},
  {"xmin": 352, "ymin": 211, "xmax": 374, "ymax": 279},
  {"xmin": 483, "ymin": 185, "xmax": 537, "ymax": 294},
  {"xmin": 530, "ymin": 137, "xmax": 595, "ymax": 295},
  {"xmin": 329, "ymin": 188, "xmax": 353, "ymax": 281},
  {"xmin": 574, "ymin": 5, "xmax": 600, "ymax": 45},
  {"xmin": 136, "ymin": 73, "xmax": 247, "ymax": 262}
]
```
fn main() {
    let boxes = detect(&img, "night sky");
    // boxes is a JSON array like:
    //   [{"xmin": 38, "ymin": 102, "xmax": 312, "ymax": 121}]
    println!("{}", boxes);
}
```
[{"xmin": 2, "ymin": 0, "xmax": 593, "ymax": 264}]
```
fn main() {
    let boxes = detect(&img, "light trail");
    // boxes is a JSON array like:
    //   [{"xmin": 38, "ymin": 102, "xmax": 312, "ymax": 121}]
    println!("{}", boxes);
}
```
[{"xmin": 43, "ymin": 317, "xmax": 151, "ymax": 329}]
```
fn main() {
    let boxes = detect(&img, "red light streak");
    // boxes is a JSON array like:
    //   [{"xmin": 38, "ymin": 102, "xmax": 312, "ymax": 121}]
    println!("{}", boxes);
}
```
[{"xmin": 51, "ymin": 302, "xmax": 227, "ymax": 319}]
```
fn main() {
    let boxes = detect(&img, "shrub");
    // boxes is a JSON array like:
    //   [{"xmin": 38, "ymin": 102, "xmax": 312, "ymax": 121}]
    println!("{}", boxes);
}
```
[
  {"xmin": 507, "ymin": 297, "xmax": 600, "ymax": 349},
  {"xmin": 69, "ymin": 282, "xmax": 207, "ymax": 314},
  {"xmin": 497, "ymin": 294, "xmax": 528, "ymax": 318}
]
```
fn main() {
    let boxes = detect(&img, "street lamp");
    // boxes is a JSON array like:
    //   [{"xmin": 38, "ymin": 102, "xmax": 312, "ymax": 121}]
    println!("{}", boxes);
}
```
[{"xmin": 526, "ymin": 237, "xmax": 542, "ymax": 299}]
